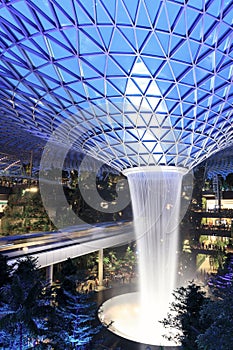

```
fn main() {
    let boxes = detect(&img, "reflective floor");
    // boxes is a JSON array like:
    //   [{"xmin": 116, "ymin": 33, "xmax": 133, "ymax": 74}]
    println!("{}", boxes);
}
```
[{"xmin": 92, "ymin": 281, "xmax": 181, "ymax": 350}]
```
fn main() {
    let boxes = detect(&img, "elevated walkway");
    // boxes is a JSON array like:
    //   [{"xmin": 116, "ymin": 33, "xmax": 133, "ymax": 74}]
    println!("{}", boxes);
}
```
[{"xmin": 1, "ymin": 221, "xmax": 135, "ymax": 268}]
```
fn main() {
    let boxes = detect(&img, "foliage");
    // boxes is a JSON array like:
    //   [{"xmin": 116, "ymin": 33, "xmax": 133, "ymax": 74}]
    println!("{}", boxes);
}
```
[
  {"xmin": 52, "ymin": 276, "xmax": 102, "ymax": 348},
  {"xmin": 0, "ymin": 253, "xmax": 11, "ymax": 289},
  {"xmin": 0, "ymin": 256, "xmax": 70, "ymax": 349},
  {"xmin": 197, "ymin": 288, "xmax": 233, "ymax": 350},
  {"xmin": 161, "ymin": 281, "xmax": 209, "ymax": 349},
  {"xmin": 0, "ymin": 187, "xmax": 55, "ymax": 235},
  {"xmin": 208, "ymin": 253, "xmax": 233, "ymax": 298},
  {"xmin": 162, "ymin": 272, "xmax": 233, "ymax": 350}
]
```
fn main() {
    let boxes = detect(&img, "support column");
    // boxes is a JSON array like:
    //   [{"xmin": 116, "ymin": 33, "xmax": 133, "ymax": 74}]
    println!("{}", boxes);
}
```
[
  {"xmin": 46, "ymin": 264, "xmax": 53, "ymax": 285},
  {"xmin": 98, "ymin": 248, "xmax": 104, "ymax": 287}
]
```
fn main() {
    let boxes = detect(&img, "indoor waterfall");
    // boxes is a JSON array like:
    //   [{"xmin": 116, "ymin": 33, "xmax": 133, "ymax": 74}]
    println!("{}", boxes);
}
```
[{"xmin": 99, "ymin": 166, "xmax": 186, "ymax": 346}]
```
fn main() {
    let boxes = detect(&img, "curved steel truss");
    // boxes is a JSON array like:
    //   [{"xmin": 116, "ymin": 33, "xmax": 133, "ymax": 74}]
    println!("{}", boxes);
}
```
[{"xmin": 0, "ymin": 0, "xmax": 232, "ymax": 173}]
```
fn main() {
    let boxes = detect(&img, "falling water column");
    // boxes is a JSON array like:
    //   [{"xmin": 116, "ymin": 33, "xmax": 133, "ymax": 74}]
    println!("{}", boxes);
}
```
[{"xmin": 123, "ymin": 166, "xmax": 186, "ymax": 327}]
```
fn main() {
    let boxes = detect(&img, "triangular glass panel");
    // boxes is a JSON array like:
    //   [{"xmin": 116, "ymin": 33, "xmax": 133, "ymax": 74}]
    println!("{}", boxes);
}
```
[
  {"xmin": 144, "ymin": 141, "xmax": 156, "ymax": 153},
  {"xmin": 135, "ymin": 1, "xmax": 151, "ymax": 27},
  {"xmin": 146, "ymin": 96, "xmax": 161, "ymax": 110},
  {"xmin": 68, "ymin": 92, "xmax": 86, "ymax": 106},
  {"xmin": 0, "ymin": 7, "xmax": 21, "ymax": 29},
  {"xmin": 96, "ymin": 2, "xmax": 114, "ymax": 24},
  {"xmin": 122, "ymin": 145, "xmax": 138, "ymax": 159},
  {"xmin": 106, "ymin": 81, "xmax": 124, "ymax": 97},
  {"xmin": 187, "ymin": 39, "xmax": 201, "ymax": 63},
  {"xmin": 155, "ymin": 100, "xmax": 168, "ymax": 114},
  {"xmin": 113, "ymin": 144, "xmax": 127, "ymax": 155},
  {"xmin": 161, "ymin": 130, "xmax": 176, "ymax": 143},
  {"xmin": 143, "ymin": 98, "xmax": 156, "ymax": 115},
  {"xmin": 222, "ymin": 7, "xmax": 232, "ymax": 26},
  {"xmin": 190, "ymin": 20, "xmax": 203, "ymax": 42},
  {"xmin": 157, "ymin": 62, "xmax": 174, "ymax": 81},
  {"xmin": 144, "ymin": 0, "xmax": 162, "ymax": 26},
  {"xmin": 106, "ymin": 57, "xmax": 126, "ymax": 77},
  {"xmin": 171, "ymin": 41, "xmax": 192, "ymax": 64},
  {"xmin": 156, "ymin": 80, "xmax": 171, "ymax": 95},
  {"xmin": 193, "ymin": 66, "xmax": 211, "ymax": 84},
  {"xmin": 115, "ymin": 0, "xmax": 132, "ymax": 25},
  {"xmin": 126, "ymin": 96, "xmax": 142, "ymax": 110},
  {"xmin": 185, "ymin": 7, "xmax": 202, "ymax": 33},
  {"xmin": 167, "ymin": 155, "xmax": 177, "ymax": 165},
  {"xmin": 135, "ymin": 28, "xmax": 151, "ymax": 51},
  {"xmin": 156, "ymin": 32, "xmax": 171, "ymax": 54},
  {"xmin": 198, "ymin": 50, "xmax": 215, "ymax": 72},
  {"xmin": 98, "ymin": 27, "xmax": 115, "ymax": 50},
  {"xmin": 170, "ymin": 60, "xmax": 189, "ymax": 80},
  {"xmin": 166, "ymin": 144, "xmax": 177, "ymax": 155},
  {"xmin": 11, "ymin": 4, "xmax": 38, "ymax": 35},
  {"xmin": 215, "ymin": 86, "xmax": 228, "ymax": 99},
  {"xmin": 5, "ymin": 45, "xmax": 26, "ymax": 66},
  {"xmin": 187, "ymin": 0, "xmax": 203, "ymax": 11},
  {"xmin": 142, "ymin": 57, "xmax": 164, "ymax": 76},
  {"xmin": 32, "ymin": 36, "xmax": 50, "ymax": 58},
  {"xmin": 74, "ymin": 1, "xmax": 94, "ymax": 25},
  {"xmin": 124, "ymin": 130, "xmax": 139, "ymax": 142},
  {"xmin": 169, "ymin": 35, "xmax": 184, "ymax": 56},
  {"xmin": 115, "ymin": 129, "xmax": 126, "ymax": 140},
  {"xmin": 165, "ymin": 85, "xmax": 179, "ymax": 100},
  {"xmin": 53, "ymin": 1, "xmax": 74, "ymax": 26},
  {"xmin": 48, "ymin": 29, "xmax": 73, "ymax": 52},
  {"xmin": 180, "ymin": 69, "xmax": 195, "ymax": 87},
  {"xmin": 181, "ymin": 101, "xmax": 193, "ymax": 115},
  {"xmin": 122, "ymin": 0, "xmax": 140, "ymax": 23},
  {"xmin": 53, "ymin": 86, "xmax": 72, "ymax": 103},
  {"xmin": 166, "ymin": 2, "xmax": 183, "ymax": 29},
  {"xmin": 110, "ymin": 29, "xmax": 135, "ymax": 54},
  {"xmin": 143, "ymin": 34, "xmax": 165, "ymax": 58},
  {"xmin": 125, "ymin": 78, "xmax": 142, "ymax": 96},
  {"xmin": 155, "ymin": 5, "xmax": 170, "ymax": 32},
  {"xmin": 56, "ymin": 58, "xmax": 80, "ymax": 80},
  {"xmin": 206, "ymin": 1, "xmax": 221, "ymax": 19},
  {"xmin": 79, "ymin": 60, "xmax": 102, "ymax": 79},
  {"xmin": 79, "ymin": 31, "xmax": 103, "ymax": 55},
  {"xmin": 146, "ymin": 79, "xmax": 162, "ymax": 97},
  {"xmin": 19, "ymin": 44, "xmax": 48, "ymax": 66},
  {"xmin": 203, "ymin": 14, "xmax": 218, "ymax": 40},
  {"xmin": 218, "ymin": 63, "xmax": 232, "ymax": 81},
  {"xmin": 173, "ymin": 11, "xmax": 186, "ymax": 36},
  {"xmin": 33, "ymin": 5, "xmax": 55, "ymax": 31},
  {"xmin": 37, "ymin": 65, "xmax": 59, "ymax": 86},
  {"xmin": 177, "ymin": 84, "xmax": 191, "ymax": 99},
  {"xmin": 81, "ymin": 26, "xmax": 104, "ymax": 50}
]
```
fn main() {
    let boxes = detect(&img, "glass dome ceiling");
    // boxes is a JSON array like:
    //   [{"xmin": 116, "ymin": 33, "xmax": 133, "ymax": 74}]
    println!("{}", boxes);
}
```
[{"xmin": 0, "ymin": 0, "xmax": 232, "ymax": 172}]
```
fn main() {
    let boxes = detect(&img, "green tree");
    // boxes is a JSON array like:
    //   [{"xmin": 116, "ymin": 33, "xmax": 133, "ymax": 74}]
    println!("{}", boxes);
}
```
[
  {"xmin": 0, "ymin": 256, "xmax": 70, "ymax": 349},
  {"xmin": 197, "ymin": 288, "xmax": 233, "ymax": 350},
  {"xmin": 208, "ymin": 253, "xmax": 233, "ymax": 298},
  {"xmin": 52, "ymin": 275, "xmax": 102, "ymax": 349},
  {"xmin": 0, "ymin": 253, "xmax": 11, "ymax": 289},
  {"xmin": 0, "ymin": 257, "xmax": 50, "ymax": 349},
  {"xmin": 161, "ymin": 281, "xmax": 209, "ymax": 349}
]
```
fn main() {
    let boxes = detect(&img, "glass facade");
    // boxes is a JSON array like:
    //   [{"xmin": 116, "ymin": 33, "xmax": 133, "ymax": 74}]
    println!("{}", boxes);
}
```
[{"xmin": 0, "ymin": 0, "xmax": 232, "ymax": 171}]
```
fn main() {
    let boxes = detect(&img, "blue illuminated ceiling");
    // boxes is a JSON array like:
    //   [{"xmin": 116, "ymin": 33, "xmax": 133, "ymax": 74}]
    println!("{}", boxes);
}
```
[{"xmin": 0, "ymin": 0, "xmax": 232, "ymax": 173}]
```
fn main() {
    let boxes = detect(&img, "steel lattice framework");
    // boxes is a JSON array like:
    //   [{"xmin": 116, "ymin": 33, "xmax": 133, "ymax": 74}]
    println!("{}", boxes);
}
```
[{"xmin": 0, "ymin": 0, "xmax": 233, "ymax": 173}]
